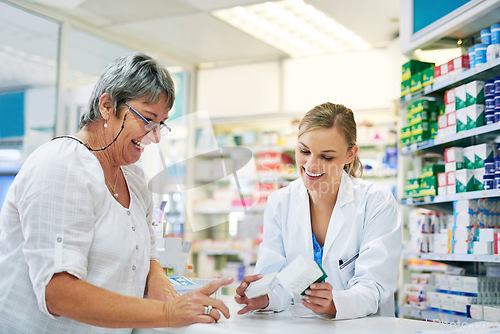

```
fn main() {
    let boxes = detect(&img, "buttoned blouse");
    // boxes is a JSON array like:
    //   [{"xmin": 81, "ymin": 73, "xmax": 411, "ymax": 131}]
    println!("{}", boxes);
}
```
[{"xmin": 0, "ymin": 137, "xmax": 159, "ymax": 334}]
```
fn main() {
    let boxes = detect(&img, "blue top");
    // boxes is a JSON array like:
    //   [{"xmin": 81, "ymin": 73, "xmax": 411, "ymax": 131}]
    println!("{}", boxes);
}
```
[{"xmin": 312, "ymin": 233, "xmax": 324, "ymax": 266}]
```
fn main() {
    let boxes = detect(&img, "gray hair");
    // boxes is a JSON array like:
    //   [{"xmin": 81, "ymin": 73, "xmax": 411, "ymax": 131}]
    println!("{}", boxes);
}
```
[{"xmin": 80, "ymin": 52, "xmax": 175, "ymax": 128}]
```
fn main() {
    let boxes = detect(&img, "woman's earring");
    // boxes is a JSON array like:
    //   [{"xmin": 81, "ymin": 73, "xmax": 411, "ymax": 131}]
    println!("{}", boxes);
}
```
[{"xmin": 104, "ymin": 121, "xmax": 108, "ymax": 128}]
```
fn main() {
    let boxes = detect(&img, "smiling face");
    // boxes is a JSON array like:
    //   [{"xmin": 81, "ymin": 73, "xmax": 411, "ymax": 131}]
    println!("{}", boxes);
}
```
[
  {"xmin": 295, "ymin": 126, "xmax": 357, "ymax": 195},
  {"xmin": 106, "ymin": 94, "xmax": 170, "ymax": 166}
]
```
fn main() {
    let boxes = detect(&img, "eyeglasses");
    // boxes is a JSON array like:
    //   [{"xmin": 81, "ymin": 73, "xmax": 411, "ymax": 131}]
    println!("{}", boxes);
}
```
[{"xmin": 124, "ymin": 101, "xmax": 171, "ymax": 136}]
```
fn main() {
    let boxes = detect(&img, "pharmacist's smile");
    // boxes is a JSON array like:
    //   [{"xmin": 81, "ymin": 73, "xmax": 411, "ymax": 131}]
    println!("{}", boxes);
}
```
[{"xmin": 303, "ymin": 167, "xmax": 325, "ymax": 180}]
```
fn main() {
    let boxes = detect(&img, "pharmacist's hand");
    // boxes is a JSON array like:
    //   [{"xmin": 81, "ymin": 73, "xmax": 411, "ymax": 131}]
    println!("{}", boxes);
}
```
[
  {"xmin": 163, "ymin": 277, "xmax": 233, "ymax": 327},
  {"xmin": 234, "ymin": 274, "xmax": 269, "ymax": 315},
  {"xmin": 301, "ymin": 282, "xmax": 337, "ymax": 316}
]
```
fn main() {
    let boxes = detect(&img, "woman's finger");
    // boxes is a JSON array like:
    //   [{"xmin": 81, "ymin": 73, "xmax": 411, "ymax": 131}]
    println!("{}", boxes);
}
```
[
  {"xmin": 235, "ymin": 274, "xmax": 263, "ymax": 296},
  {"xmin": 197, "ymin": 277, "xmax": 233, "ymax": 296}
]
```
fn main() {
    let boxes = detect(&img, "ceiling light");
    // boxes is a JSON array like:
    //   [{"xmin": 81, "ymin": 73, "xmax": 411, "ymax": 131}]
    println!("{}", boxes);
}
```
[{"xmin": 212, "ymin": 0, "xmax": 371, "ymax": 58}]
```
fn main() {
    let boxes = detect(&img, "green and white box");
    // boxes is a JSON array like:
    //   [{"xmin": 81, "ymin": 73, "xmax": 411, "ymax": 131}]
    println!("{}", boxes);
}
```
[
  {"xmin": 456, "ymin": 108, "xmax": 468, "ymax": 132},
  {"xmin": 466, "ymin": 104, "xmax": 485, "ymax": 130},
  {"xmin": 464, "ymin": 146, "xmax": 476, "ymax": 170},
  {"xmin": 474, "ymin": 144, "xmax": 495, "ymax": 168},
  {"xmin": 455, "ymin": 84, "xmax": 466, "ymax": 110},
  {"xmin": 466, "ymin": 80, "xmax": 485, "ymax": 106},
  {"xmin": 473, "ymin": 168, "xmax": 485, "ymax": 191},
  {"xmin": 456, "ymin": 169, "xmax": 474, "ymax": 193}
]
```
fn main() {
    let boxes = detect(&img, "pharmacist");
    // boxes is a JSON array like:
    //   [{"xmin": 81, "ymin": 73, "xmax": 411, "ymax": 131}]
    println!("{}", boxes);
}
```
[
  {"xmin": 235, "ymin": 102, "xmax": 402, "ymax": 319},
  {"xmin": 0, "ymin": 52, "xmax": 232, "ymax": 333}
]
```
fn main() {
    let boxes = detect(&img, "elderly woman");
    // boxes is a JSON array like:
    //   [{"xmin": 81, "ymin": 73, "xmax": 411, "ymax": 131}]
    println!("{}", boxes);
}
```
[{"xmin": 0, "ymin": 52, "xmax": 232, "ymax": 333}]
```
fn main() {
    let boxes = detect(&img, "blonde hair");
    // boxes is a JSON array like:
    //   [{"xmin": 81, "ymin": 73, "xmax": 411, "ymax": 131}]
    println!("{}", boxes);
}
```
[{"xmin": 298, "ymin": 102, "xmax": 363, "ymax": 178}]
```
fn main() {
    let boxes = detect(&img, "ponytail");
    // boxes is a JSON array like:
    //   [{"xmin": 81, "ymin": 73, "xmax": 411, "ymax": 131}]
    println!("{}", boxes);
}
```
[{"xmin": 345, "ymin": 154, "xmax": 363, "ymax": 178}]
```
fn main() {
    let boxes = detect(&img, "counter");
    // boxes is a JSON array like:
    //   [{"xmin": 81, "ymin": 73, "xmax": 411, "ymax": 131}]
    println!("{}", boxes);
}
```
[{"xmin": 133, "ymin": 297, "xmax": 456, "ymax": 334}]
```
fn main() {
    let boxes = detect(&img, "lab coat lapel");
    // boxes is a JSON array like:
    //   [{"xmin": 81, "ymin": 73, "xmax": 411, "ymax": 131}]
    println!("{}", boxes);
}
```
[
  {"xmin": 289, "ymin": 180, "xmax": 314, "ymax": 259},
  {"xmin": 323, "ymin": 172, "xmax": 354, "ymax": 259}
]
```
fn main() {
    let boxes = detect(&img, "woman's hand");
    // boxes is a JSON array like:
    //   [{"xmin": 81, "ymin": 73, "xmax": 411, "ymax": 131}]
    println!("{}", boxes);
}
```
[
  {"xmin": 301, "ymin": 282, "xmax": 337, "ymax": 316},
  {"xmin": 163, "ymin": 277, "xmax": 234, "ymax": 327},
  {"xmin": 234, "ymin": 274, "xmax": 269, "ymax": 315}
]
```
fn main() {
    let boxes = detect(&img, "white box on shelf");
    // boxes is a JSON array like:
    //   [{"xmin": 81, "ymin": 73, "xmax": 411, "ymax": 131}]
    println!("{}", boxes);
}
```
[
  {"xmin": 469, "ymin": 304, "xmax": 484, "ymax": 320},
  {"xmin": 484, "ymin": 305, "xmax": 500, "ymax": 322},
  {"xmin": 472, "ymin": 241, "xmax": 493, "ymax": 255}
]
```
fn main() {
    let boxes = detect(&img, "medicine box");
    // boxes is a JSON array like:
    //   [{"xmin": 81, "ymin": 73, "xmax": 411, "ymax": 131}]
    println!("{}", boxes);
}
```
[
  {"xmin": 466, "ymin": 104, "xmax": 485, "ymax": 130},
  {"xmin": 444, "ymin": 147, "xmax": 464, "ymax": 171},
  {"xmin": 455, "ymin": 84, "xmax": 466, "ymax": 110},
  {"xmin": 456, "ymin": 169, "xmax": 474, "ymax": 192},
  {"xmin": 456, "ymin": 108, "xmax": 468, "ymax": 132},
  {"xmin": 473, "ymin": 168, "xmax": 484, "ymax": 191},
  {"xmin": 444, "ymin": 88, "xmax": 456, "ymax": 113},
  {"xmin": 464, "ymin": 146, "xmax": 475, "ymax": 169},
  {"xmin": 465, "ymin": 80, "xmax": 485, "ymax": 106},
  {"xmin": 484, "ymin": 305, "xmax": 500, "ymax": 322},
  {"xmin": 447, "ymin": 171, "xmax": 456, "ymax": 195},
  {"xmin": 474, "ymin": 144, "xmax": 495, "ymax": 168}
]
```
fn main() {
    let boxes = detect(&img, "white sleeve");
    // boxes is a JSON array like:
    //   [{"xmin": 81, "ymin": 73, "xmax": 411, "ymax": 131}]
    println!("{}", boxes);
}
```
[
  {"xmin": 16, "ymin": 144, "xmax": 106, "ymax": 317},
  {"xmin": 332, "ymin": 189, "xmax": 402, "ymax": 319},
  {"xmin": 254, "ymin": 192, "xmax": 293, "ymax": 312}
]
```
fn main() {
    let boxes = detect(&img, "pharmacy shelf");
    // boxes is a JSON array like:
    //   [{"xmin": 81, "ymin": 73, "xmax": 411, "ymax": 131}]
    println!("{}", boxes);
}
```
[
  {"xmin": 398, "ymin": 305, "xmax": 474, "ymax": 324},
  {"xmin": 402, "ymin": 189, "xmax": 500, "ymax": 206},
  {"xmin": 193, "ymin": 249, "xmax": 258, "ymax": 256},
  {"xmin": 400, "ymin": 123, "xmax": 500, "ymax": 155},
  {"xmin": 400, "ymin": 57, "xmax": 500, "ymax": 104},
  {"xmin": 404, "ymin": 252, "xmax": 500, "ymax": 263}
]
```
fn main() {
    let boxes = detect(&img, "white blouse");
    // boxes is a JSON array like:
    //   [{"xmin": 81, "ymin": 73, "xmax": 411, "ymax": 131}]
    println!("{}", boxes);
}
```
[{"xmin": 0, "ymin": 137, "xmax": 159, "ymax": 334}]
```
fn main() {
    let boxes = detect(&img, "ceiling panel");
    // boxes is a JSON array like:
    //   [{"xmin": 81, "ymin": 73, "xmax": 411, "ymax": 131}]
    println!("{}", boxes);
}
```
[{"xmin": 109, "ymin": 12, "xmax": 286, "ymax": 63}]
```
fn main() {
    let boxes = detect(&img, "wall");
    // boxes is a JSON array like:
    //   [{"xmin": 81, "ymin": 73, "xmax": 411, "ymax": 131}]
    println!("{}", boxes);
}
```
[{"xmin": 196, "ymin": 41, "xmax": 407, "ymax": 119}]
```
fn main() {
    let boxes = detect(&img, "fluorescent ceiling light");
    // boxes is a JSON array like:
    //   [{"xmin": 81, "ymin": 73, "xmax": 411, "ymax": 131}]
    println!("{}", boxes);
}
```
[{"xmin": 212, "ymin": 0, "xmax": 371, "ymax": 58}]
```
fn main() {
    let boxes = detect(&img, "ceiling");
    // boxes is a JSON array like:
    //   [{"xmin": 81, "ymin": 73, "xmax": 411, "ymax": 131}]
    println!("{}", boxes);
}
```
[{"xmin": 22, "ymin": 0, "xmax": 400, "ymax": 66}]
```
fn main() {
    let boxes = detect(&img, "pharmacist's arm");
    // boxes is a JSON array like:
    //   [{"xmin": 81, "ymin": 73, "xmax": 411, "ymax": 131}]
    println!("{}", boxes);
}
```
[
  {"xmin": 145, "ymin": 260, "xmax": 180, "ymax": 301},
  {"xmin": 45, "ymin": 272, "xmax": 232, "ymax": 328},
  {"xmin": 332, "ymin": 193, "xmax": 402, "ymax": 319}
]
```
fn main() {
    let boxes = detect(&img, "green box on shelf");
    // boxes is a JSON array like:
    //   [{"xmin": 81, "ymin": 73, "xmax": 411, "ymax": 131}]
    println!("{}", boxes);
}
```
[
  {"xmin": 430, "ymin": 122, "xmax": 438, "ymax": 138},
  {"xmin": 411, "ymin": 131, "xmax": 430, "ymax": 143},
  {"xmin": 400, "ymin": 125, "xmax": 411, "ymax": 137},
  {"xmin": 420, "ymin": 164, "xmax": 444, "ymax": 178},
  {"xmin": 420, "ymin": 175, "xmax": 438, "ymax": 189},
  {"xmin": 401, "ymin": 79, "xmax": 411, "ymax": 97},
  {"xmin": 411, "ymin": 111, "xmax": 430, "ymax": 125},
  {"xmin": 412, "ymin": 120, "xmax": 429, "ymax": 132},
  {"xmin": 400, "ymin": 136, "xmax": 411, "ymax": 145},
  {"xmin": 420, "ymin": 188, "xmax": 437, "ymax": 196},
  {"xmin": 402, "ymin": 60, "xmax": 434, "ymax": 81},
  {"xmin": 410, "ymin": 98, "xmax": 437, "ymax": 114},
  {"xmin": 438, "ymin": 104, "xmax": 445, "ymax": 116},
  {"xmin": 422, "ymin": 67, "xmax": 435, "ymax": 87},
  {"xmin": 473, "ymin": 168, "xmax": 484, "ymax": 191},
  {"xmin": 410, "ymin": 73, "xmax": 423, "ymax": 93},
  {"xmin": 405, "ymin": 178, "xmax": 420, "ymax": 191}
]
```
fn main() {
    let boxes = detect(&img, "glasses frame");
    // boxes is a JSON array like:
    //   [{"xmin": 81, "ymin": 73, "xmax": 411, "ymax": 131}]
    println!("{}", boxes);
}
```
[{"xmin": 123, "ymin": 101, "xmax": 171, "ymax": 135}]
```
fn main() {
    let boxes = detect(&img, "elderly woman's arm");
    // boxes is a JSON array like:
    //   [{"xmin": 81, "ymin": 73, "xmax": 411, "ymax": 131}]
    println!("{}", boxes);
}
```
[
  {"xmin": 146, "ymin": 260, "xmax": 180, "ymax": 301},
  {"xmin": 45, "ymin": 272, "xmax": 232, "ymax": 328}
]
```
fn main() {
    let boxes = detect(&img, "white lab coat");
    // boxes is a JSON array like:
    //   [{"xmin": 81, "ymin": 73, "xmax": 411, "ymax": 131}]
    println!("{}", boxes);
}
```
[{"xmin": 255, "ymin": 171, "xmax": 402, "ymax": 319}]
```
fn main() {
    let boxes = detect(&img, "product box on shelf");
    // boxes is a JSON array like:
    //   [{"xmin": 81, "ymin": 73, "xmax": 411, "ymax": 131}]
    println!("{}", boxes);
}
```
[
  {"xmin": 410, "ymin": 73, "xmax": 423, "ymax": 93},
  {"xmin": 456, "ymin": 169, "xmax": 474, "ymax": 192},
  {"xmin": 421, "ymin": 164, "xmax": 445, "ymax": 177},
  {"xmin": 401, "ymin": 79, "xmax": 411, "ymax": 97},
  {"xmin": 444, "ymin": 88, "xmax": 456, "ymax": 113},
  {"xmin": 402, "ymin": 60, "xmax": 434, "ymax": 81},
  {"xmin": 464, "ymin": 146, "xmax": 476, "ymax": 170},
  {"xmin": 452, "ymin": 54, "xmax": 470, "ymax": 74},
  {"xmin": 420, "ymin": 176, "xmax": 438, "ymax": 196},
  {"xmin": 447, "ymin": 171, "xmax": 457, "ymax": 195},
  {"xmin": 473, "ymin": 168, "xmax": 485, "ymax": 191},
  {"xmin": 465, "ymin": 81, "xmax": 485, "ymax": 106},
  {"xmin": 466, "ymin": 104, "xmax": 485, "ymax": 129},
  {"xmin": 444, "ymin": 147, "xmax": 464, "ymax": 171},
  {"xmin": 474, "ymin": 144, "xmax": 495, "ymax": 168},
  {"xmin": 437, "ymin": 172, "xmax": 447, "ymax": 195},
  {"xmin": 456, "ymin": 108, "xmax": 468, "ymax": 132},
  {"xmin": 455, "ymin": 84, "xmax": 466, "ymax": 111},
  {"xmin": 422, "ymin": 67, "xmax": 434, "ymax": 87}
]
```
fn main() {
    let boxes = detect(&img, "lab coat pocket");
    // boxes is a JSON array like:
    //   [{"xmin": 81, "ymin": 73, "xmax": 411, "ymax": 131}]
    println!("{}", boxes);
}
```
[{"xmin": 339, "ymin": 253, "xmax": 358, "ymax": 288}]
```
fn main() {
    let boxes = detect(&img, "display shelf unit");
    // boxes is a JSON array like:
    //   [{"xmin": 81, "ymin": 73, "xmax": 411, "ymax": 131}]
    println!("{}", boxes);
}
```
[
  {"xmin": 400, "ymin": 57, "xmax": 500, "ymax": 104},
  {"xmin": 404, "ymin": 253, "xmax": 500, "ymax": 264}
]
